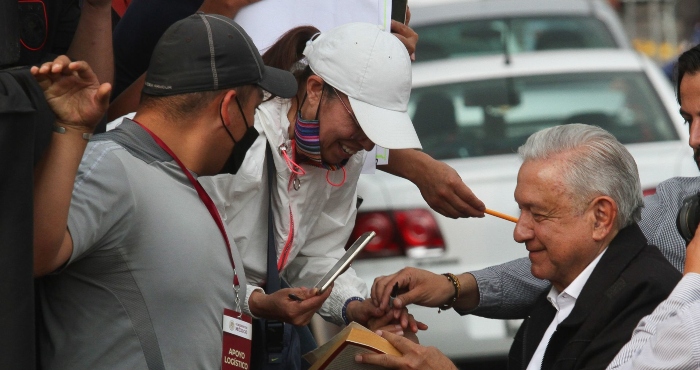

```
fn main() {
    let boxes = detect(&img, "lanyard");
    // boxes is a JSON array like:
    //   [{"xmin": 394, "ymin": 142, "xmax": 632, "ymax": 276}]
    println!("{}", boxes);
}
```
[{"xmin": 133, "ymin": 120, "xmax": 240, "ymax": 288}]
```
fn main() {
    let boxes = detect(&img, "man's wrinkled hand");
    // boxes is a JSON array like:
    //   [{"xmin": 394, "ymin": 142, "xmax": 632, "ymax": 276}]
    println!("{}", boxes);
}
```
[{"xmin": 371, "ymin": 268, "xmax": 454, "ymax": 312}]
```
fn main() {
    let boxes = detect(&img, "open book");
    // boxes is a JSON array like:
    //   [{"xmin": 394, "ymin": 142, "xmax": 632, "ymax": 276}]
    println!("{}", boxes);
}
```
[{"xmin": 304, "ymin": 322, "xmax": 401, "ymax": 370}]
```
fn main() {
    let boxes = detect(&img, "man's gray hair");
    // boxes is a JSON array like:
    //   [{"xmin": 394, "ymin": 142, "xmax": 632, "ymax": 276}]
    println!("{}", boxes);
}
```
[{"xmin": 518, "ymin": 124, "xmax": 643, "ymax": 228}]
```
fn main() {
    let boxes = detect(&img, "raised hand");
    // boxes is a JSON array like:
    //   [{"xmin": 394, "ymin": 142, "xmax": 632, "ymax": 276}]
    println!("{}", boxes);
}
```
[{"xmin": 31, "ymin": 55, "xmax": 111, "ymax": 133}]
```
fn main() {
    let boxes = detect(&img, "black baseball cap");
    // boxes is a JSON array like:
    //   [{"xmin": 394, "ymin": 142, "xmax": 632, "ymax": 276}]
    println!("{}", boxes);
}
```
[{"xmin": 143, "ymin": 13, "xmax": 297, "ymax": 98}]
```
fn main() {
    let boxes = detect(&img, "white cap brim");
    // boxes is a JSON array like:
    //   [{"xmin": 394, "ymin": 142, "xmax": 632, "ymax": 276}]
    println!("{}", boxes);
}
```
[{"xmin": 349, "ymin": 96, "xmax": 422, "ymax": 150}]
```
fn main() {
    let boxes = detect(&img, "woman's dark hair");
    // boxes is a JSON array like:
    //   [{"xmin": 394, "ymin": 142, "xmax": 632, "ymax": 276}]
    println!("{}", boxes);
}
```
[
  {"xmin": 263, "ymin": 25, "xmax": 320, "ymax": 93},
  {"xmin": 676, "ymin": 44, "xmax": 700, "ymax": 104}
]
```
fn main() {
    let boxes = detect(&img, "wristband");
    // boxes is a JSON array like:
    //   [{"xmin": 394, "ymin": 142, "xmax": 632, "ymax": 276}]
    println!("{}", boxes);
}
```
[
  {"xmin": 53, "ymin": 124, "xmax": 93, "ymax": 140},
  {"xmin": 341, "ymin": 296, "xmax": 364, "ymax": 325},
  {"xmin": 438, "ymin": 273, "xmax": 460, "ymax": 313}
]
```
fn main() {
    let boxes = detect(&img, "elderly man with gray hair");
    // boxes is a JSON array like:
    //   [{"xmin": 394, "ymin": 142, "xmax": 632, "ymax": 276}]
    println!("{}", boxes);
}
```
[{"xmin": 359, "ymin": 124, "xmax": 681, "ymax": 370}]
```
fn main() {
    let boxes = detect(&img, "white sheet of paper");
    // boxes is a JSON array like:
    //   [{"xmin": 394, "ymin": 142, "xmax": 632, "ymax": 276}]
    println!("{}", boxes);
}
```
[
  {"xmin": 361, "ymin": 147, "xmax": 377, "ymax": 174},
  {"xmin": 361, "ymin": 146, "xmax": 390, "ymax": 174},
  {"xmin": 234, "ymin": 0, "xmax": 392, "ymax": 53}
]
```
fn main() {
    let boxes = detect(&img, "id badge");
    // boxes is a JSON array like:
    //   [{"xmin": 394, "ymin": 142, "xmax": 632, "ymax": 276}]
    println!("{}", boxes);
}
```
[{"xmin": 222, "ymin": 308, "xmax": 252, "ymax": 370}]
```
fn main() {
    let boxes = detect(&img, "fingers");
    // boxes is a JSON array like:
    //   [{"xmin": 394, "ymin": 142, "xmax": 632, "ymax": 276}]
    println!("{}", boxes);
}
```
[
  {"xmin": 371, "ymin": 310, "xmax": 402, "ymax": 334},
  {"xmin": 372, "ymin": 274, "xmax": 405, "ymax": 311},
  {"xmin": 393, "ymin": 286, "xmax": 423, "ymax": 311},
  {"xmin": 71, "ymin": 60, "xmax": 97, "ymax": 80},
  {"xmin": 47, "ymin": 55, "xmax": 73, "ymax": 75},
  {"xmin": 371, "ymin": 268, "xmax": 427, "ymax": 312},
  {"xmin": 451, "ymin": 183, "xmax": 486, "ymax": 217},
  {"xmin": 438, "ymin": 196, "xmax": 484, "ymax": 219},
  {"xmin": 377, "ymin": 330, "xmax": 416, "ymax": 354},
  {"xmin": 398, "ymin": 310, "xmax": 420, "ymax": 332},
  {"xmin": 378, "ymin": 324, "xmax": 404, "ymax": 336},
  {"xmin": 371, "ymin": 275, "xmax": 389, "ymax": 308},
  {"xmin": 355, "ymin": 351, "xmax": 401, "ymax": 369},
  {"xmin": 355, "ymin": 330, "xmax": 410, "ymax": 368},
  {"xmin": 96, "ymin": 83, "xmax": 113, "ymax": 110},
  {"xmin": 400, "ymin": 311, "xmax": 428, "ymax": 333},
  {"xmin": 390, "ymin": 20, "xmax": 418, "ymax": 57},
  {"xmin": 32, "ymin": 59, "xmax": 69, "ymax": 88},
  {"xmin": 429, "ymin": 201, "xmax": 462, "ymax": 220},
  {"xmin": 282, "ymin": 287, "xmax": 331, "ymax": 326},
  {"xmin": 419, "ymin": 161, "xmax": 486, "ymax": 219}
]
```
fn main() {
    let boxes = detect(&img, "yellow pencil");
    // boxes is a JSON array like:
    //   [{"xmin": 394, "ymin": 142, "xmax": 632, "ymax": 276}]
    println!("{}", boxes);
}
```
[{"xmin": 484, "ymin": 208, "xmax": 518, "ymax": 223}]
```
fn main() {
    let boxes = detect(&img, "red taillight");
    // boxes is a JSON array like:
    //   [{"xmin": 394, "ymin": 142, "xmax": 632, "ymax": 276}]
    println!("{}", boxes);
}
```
[
  {"xmin": 394, "ymin": 209, "xmax": 444, "ymax": 248},
  {"xmin": 347, "ymin": 209, "xmax": 446, "ymax": 260},
  {"xmin": 643, "ymin": 187, "xmax": 657, "ymax": 197}
]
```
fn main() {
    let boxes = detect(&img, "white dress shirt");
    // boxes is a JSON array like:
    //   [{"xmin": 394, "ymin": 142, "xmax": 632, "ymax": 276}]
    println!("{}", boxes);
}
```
[{"xmin": 526, "ymin": 249, "xmax": 608, "ymax": 370}]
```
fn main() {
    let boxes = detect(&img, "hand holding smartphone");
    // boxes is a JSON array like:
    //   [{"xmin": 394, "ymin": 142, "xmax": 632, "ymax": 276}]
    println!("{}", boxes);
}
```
[{"xmin": 313, "ymin": 231, "xmax": 376, "ymax": 294}]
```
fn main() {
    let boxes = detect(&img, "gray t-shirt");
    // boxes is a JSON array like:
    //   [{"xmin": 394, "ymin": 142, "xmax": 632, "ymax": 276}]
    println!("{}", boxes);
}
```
[{"xmin": 38, "ymin": 120, "xmax": 248, "ymax": 370}]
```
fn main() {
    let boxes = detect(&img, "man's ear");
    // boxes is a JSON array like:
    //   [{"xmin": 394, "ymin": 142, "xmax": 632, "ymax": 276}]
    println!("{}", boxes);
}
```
[
  {"xmin": 590, "ymin": 196, "xmax": 617, "ymax": 241},
  {"xmin": 219, "ymin": 89, "xmax": 238, "ymax": 129}
]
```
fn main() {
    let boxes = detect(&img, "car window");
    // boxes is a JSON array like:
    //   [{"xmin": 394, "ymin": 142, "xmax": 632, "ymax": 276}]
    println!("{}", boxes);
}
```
[
  {"xmin": 409, "ymin": 71, "xmax": 679, "ymax": 160},
  {"xmin": 414, "ymin": 16, "xmax": 618, "ymax": 61}
]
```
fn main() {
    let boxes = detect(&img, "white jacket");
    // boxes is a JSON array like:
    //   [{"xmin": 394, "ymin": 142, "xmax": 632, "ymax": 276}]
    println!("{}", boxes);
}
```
[{"xmin": 201, "ymin": 98, "xmax": 368, "ymax": 326}]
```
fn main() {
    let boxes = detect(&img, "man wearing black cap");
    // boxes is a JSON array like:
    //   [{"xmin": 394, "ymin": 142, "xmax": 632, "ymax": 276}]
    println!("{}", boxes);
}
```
[{"xmin": 31, "ymin": 13, "xmax": 314, "ymax": 369}]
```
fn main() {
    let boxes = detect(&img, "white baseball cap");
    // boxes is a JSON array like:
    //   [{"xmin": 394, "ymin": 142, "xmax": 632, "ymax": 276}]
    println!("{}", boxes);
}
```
[{"xmin": 303, "ymin": 23, "xmax": 422, "ymax": 150}]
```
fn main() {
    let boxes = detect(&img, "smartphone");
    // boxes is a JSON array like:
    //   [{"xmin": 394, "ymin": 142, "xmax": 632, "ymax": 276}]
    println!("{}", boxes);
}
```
[
  {"xmin": 314, "ymin": 231, "xmax": 376, "ymax": 294},
  {"xmin": 391, "ymin": 0, "xmax": 408, "ymax": 24}
]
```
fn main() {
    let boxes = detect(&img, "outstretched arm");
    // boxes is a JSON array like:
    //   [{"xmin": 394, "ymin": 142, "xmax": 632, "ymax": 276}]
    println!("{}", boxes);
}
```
[
  {"xmin": 32, "ymin": 55, "xmax": 111, "ymax": 276},
  {"xmin": 371, "ymin": 267, "xmax": 480, "ymax": 313},
  {"xmin": 378, "ymin": 149, "xmax": 485, "ymax": 218},
  {"xmin": 371, "ymin": 259, "xmax": 548, "ymax": 320}
]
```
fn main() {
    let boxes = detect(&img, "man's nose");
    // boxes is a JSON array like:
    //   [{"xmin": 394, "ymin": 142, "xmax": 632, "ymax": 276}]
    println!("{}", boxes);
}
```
[
  {"xmin": 513, "ymin": 217, "xmax": 533, "ymax": 243},
  {"xmin": 690, "ymin": 120, "xmax": 700, "ymax": 149}
]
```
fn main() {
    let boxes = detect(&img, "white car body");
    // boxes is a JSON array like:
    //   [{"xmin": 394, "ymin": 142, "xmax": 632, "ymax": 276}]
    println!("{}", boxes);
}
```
[
  {"xmin": 351, "ymin": 49, "xmax": 697, "ymax": 360},
  {"xmin": 408, "ymin": 0, "xmax": 632, "ymax": 63}
]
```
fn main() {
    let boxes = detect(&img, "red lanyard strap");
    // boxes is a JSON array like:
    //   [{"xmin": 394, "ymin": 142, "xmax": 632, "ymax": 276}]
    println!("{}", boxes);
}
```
[{"xmin": 134, "ymin": 121, "xmax": 239, "ymax": 287}]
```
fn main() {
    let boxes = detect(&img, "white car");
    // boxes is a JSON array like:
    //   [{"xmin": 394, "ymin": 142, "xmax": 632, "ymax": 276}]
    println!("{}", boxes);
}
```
[
  {"xmin": 409, "ymin": 0, "xmax": 631, "ymax": 62},
  {"xmin": 348, "ymin": 49, "xmax": 698, "ymax": 361}
]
